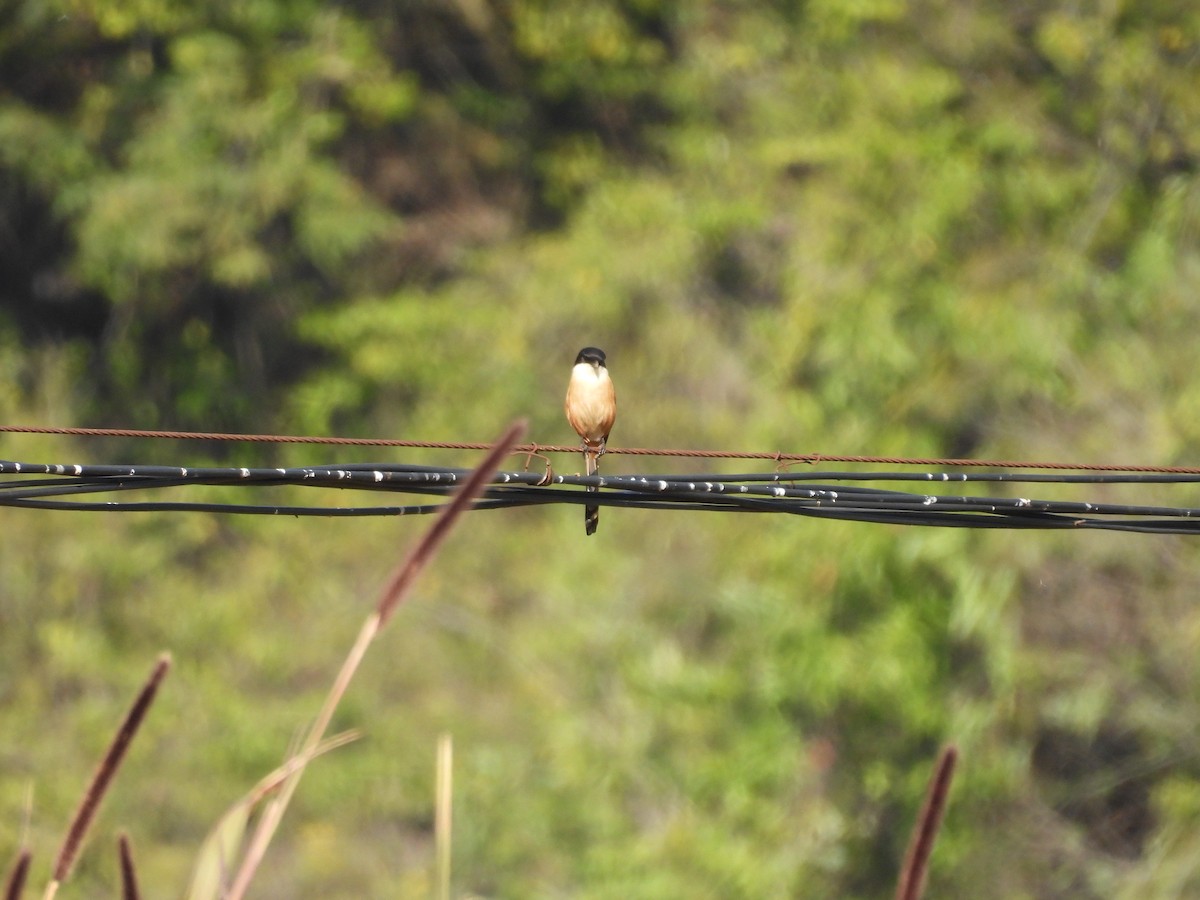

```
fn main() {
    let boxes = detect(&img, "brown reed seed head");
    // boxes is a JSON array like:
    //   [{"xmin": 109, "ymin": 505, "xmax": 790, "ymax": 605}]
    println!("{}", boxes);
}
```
[
  {"xmin": 52, "ymin": 654, "xmax": 172, "ymax": 884},
  {"xmin": 118, "ymin": 832, "xmax": 140, "ymax": 900},
  {"xmin": 895, "ymin": 744, "xmax": 958, "ymax": 900},
  {"xmin": 376, "ymin": 419, "xmax": 527, "ymax": 627},
  {"xmin": 3, "ymin": 848, "xmax": 32, "ymax": 900}
]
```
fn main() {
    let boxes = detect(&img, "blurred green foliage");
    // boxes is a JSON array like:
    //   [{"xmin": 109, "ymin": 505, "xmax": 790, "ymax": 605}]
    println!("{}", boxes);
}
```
[{"xmin": 2, "ymin": 0, "xmax": 1200, "ymax": 896}]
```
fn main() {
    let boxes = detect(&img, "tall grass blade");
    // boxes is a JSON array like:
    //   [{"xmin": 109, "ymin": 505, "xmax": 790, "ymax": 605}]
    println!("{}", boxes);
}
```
[
  {"xmin": 186, "ymin": 730, "xmax": 358, "ymax": 900},
  {"xmin": 224, "ymin": 421, "xmax": 525, "ymax": 900}
]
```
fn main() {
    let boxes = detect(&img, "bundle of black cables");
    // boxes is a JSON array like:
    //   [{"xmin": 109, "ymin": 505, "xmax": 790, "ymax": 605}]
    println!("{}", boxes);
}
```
[{"xmin": 1, "ymin": 459, "xmax": 1198, "ymax": 534}]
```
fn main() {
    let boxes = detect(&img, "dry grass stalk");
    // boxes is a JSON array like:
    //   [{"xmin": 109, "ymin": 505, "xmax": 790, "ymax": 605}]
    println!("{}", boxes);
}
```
[
  {"xmin": 894, "ymin": 744, "xmax": 958, "ymax": 900},
  {"xmin": 224, "ymin": 420, "xmax": 526, "ymax": 900},
  {"xmin": 186, "ymin": 731, "xmax": 359, "ymax": 900},
  {"xmin": 44, "ymin": 653, "xmax": 171, "ymax": 900},
  {"xmin": 375, "ymin": 420, "xmax": 527, "ymax": 627},
  {"xmin": 436, "ymin": 733, "xmax": 453, "ymax": 900},
  {"xmin": 3, "ymin": 848, "xmax": 31, "ymax": 900}
]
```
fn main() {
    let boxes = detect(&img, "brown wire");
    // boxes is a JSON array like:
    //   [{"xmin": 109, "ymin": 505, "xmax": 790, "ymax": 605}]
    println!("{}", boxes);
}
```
[{"xmin": 1, "ymin": 424, "xmax": 1197, "ymax": 473}]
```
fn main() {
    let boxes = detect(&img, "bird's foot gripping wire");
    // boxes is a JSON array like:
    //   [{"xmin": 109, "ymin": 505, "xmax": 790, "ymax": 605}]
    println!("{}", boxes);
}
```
[
  {"xmin": 773, "ymin": 451, "xmax": 822, "ymax": 474},
  {"xmin": 579, "ymin": 438, "xmax": 607, "ymax": 459}
]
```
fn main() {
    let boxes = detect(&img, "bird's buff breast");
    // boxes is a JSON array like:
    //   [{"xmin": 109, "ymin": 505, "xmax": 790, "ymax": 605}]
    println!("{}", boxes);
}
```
[{"xmin": 566, "ymin": 367, "xmax": 615, "ymax": 442}]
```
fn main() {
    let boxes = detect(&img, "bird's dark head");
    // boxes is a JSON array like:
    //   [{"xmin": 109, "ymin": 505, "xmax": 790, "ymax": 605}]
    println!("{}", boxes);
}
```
[{"xmin": 575, "ymin": 347, "xmax": 607, "ymax": 367}]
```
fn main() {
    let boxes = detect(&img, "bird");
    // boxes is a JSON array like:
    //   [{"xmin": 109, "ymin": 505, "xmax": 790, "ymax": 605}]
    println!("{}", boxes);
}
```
[{"xmin": 564, "ymin": 346, "xmax": 616, "ymax": 535}]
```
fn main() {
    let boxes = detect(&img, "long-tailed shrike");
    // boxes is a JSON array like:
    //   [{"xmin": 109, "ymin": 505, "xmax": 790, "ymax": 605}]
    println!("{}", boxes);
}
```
[{"xmin": 564, "ymin": 346, "xmax": 616, "ymax": 535}]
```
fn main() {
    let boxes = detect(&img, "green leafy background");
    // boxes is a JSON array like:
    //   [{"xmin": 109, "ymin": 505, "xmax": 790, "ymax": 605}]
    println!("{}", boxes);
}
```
[{"xmin": 1, "ymin": 1, "xmax": 1199, "ymax": 896}]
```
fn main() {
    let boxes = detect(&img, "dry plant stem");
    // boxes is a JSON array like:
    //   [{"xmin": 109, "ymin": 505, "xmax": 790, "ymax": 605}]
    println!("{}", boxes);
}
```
[
  {"xmin": 20, "ymin": 785, "xmax": 33, "ymax": 849},
  {"xmin": 375, "ymin": 419, "xmax": 528, "ymax": 627},
  {"xmin": 436, "ymin": 734, "xmax": 453, "ymax": 900},
  {"xmin": 895, "ymin": 744, "xmax": 959, "ymax": 900},
  {"xmin": 3, "ymin": 849, "xmax": 31, "ymax": 900},
  {"xmin": 225, "ymin": 420, "xmax": 526, "ymax": 900},
  {"xmin": 118, "ymin": 833, "xmax": 140, "ymax": 900},
  {"xmin": 45, "ymin": 653, "xmax": 171, "ymax": 899},
  {"xmin": 186, "ymin": 732, "xmax": 359, "ymax": 900},
  {"xmin": 233, "ymin": 731, "xmax": 362, "ymax": 811},
  {"xmin": 224, "ymin": 617, "xmax": 379, "ymax": 900}
]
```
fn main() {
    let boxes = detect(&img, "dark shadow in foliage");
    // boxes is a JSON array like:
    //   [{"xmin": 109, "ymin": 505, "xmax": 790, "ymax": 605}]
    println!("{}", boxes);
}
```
[{"xmin": 1032, "ymin": 724, "xmax": 1156, "ymax": 859}]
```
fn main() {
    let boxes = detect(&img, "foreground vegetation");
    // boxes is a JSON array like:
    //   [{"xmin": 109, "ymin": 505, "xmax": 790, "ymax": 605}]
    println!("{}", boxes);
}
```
[{"xmin": 2, "ymin": 1, "xmax": 1199, "ymax": 896}]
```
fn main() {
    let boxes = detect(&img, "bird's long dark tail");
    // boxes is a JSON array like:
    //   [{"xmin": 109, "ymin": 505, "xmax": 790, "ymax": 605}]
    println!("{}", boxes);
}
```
[{"xmin": 585, "ymin": 449, "xmax": 600, "ymax": 535}]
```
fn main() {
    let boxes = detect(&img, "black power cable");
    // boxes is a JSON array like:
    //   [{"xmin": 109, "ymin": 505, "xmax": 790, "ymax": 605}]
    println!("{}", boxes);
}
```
[{"xmin": 0, "ymin": 459, "xmax": 1198, "ymax": 533}]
